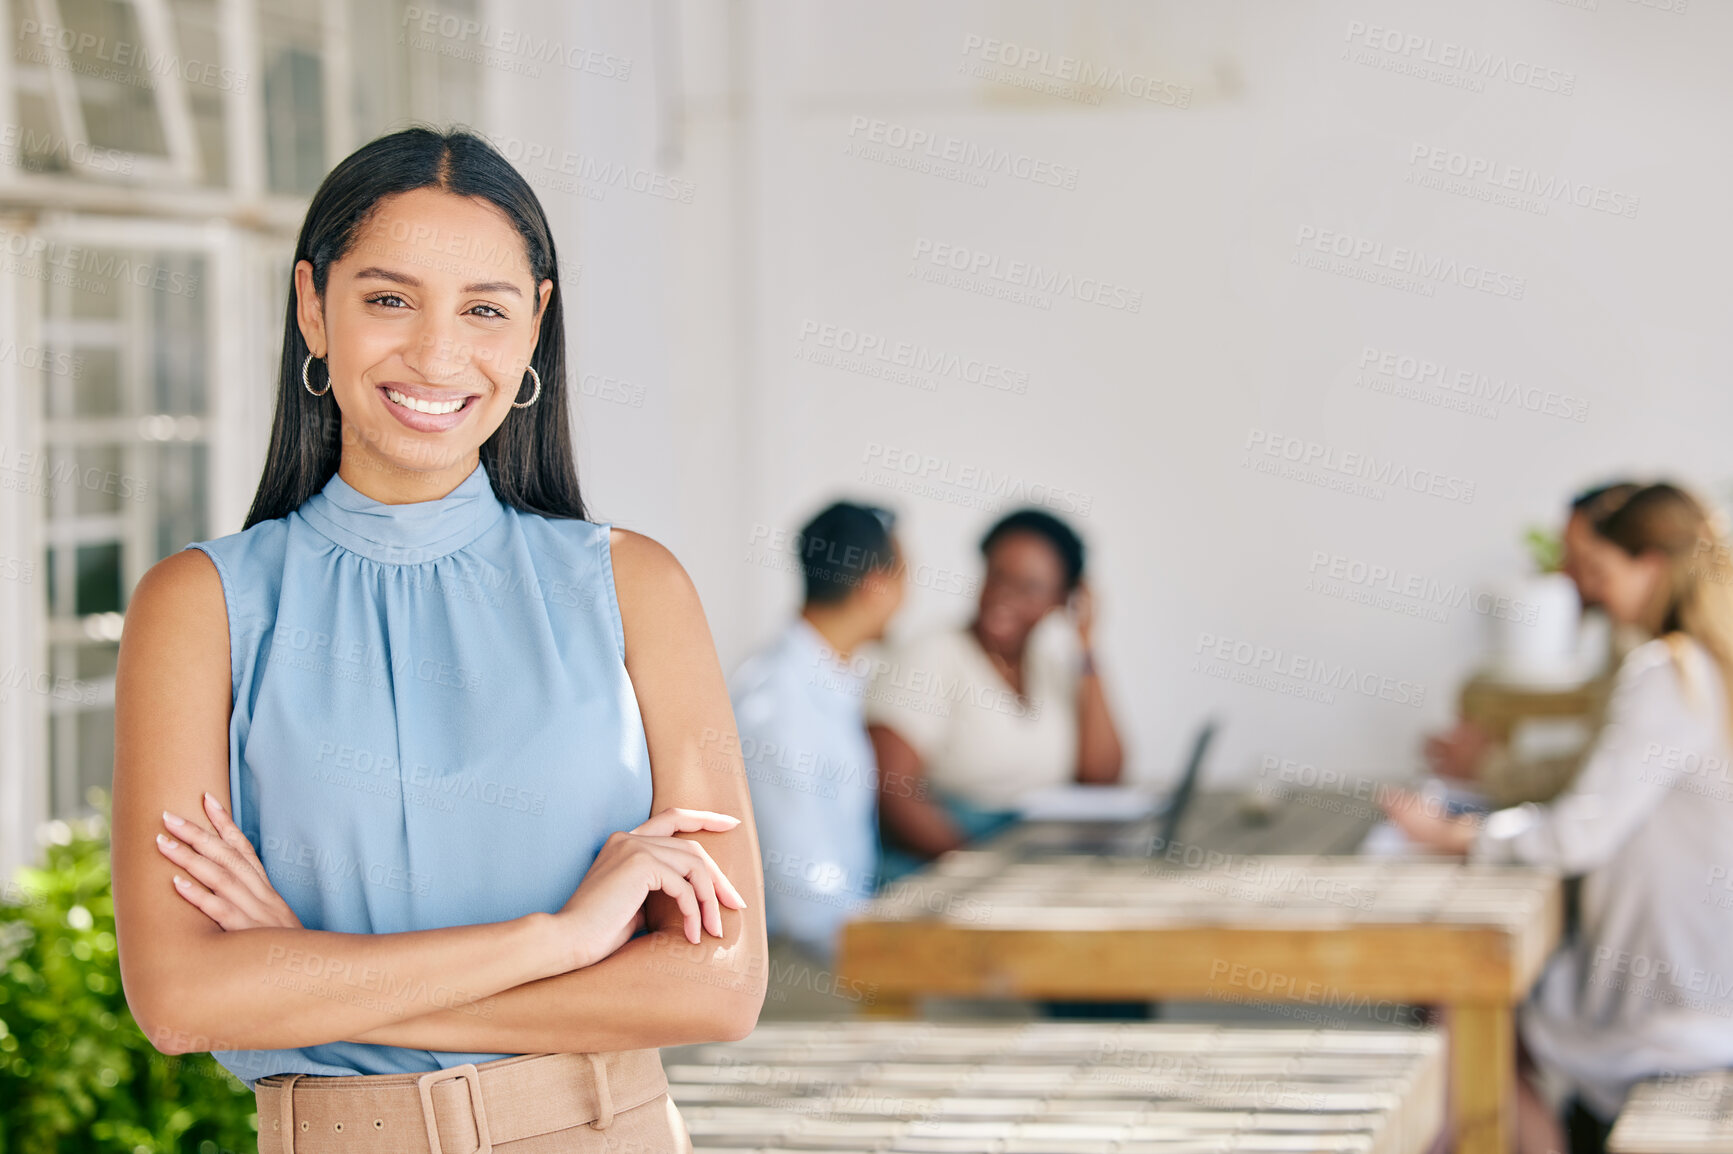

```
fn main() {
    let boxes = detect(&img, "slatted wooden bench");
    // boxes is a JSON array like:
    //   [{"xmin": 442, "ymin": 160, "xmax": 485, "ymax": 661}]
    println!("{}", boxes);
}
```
[
  {"xmin": 667, "ymin": 1020, "xmax": 1444, "ymax": 1153},
  {"xmin": 837, "ymin": 853, "xmax": 1560, "ymax": 1154},
  {"xmin": 1610, "ymin": 1071, "xmax": 1733, "ymax": 1154}
]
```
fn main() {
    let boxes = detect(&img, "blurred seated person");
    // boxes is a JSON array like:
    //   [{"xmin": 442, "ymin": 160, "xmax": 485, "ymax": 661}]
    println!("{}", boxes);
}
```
[
  {"xmin": 1425, "ymin": 481, "xmax": 1641, "ymax": 806},
  {"xmin": 1386, "ymin": 483, "xmax": 1733, "ymax": 1154},
  {"xmin": 728, "ymin": 502, "xmax": 905, "ymax": 971},
  {"xmin": 866, "ymin": 508, "xmax": 1124, "ymax": 878}
]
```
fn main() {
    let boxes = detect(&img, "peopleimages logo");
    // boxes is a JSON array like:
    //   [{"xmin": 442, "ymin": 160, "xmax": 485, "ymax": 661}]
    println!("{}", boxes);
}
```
[
  {"xmin": 1342, "ymin": 20, "xmax": 1576, "ymax": 95},
  {"xmin": 797, "ymin": 320, "xmax": 1030, "ymax": 395},
  {"xmin": 1243, "ymin": 428, "xmax": 1476, "ymax": 505},
  {"xmin": 845, "ymin": 116, "xmax": 1079, "ymax": 190},
  {"xmin": 1307, "ymin": 550, "xmax": 1538, "ymax": 626},
  {"xmin": 400, "ymin": 7, "xmax": 632, "ymax": 79},
  {"xmin": 910, "ymin": 238, "xmax": 1143, "ymax": 313},
  {"xmin": 860, "ymin": 441, "xmax": 1093, "ymax": 516},
  {"xmin": 1406, "ymin": 144, "xmax": 1639, "ymax": 219},
  {"xmin": 958, "ymin": 34, "xmax": 1193, "ymax": 107},
  {"xmin": 1293, "ymin": 226, "xmax": 1526, "ymax": 300},
  {"xmin": 1356, "ymin": 345, "xmax": 1589, "ymax": 424},
  {"xmin": 1193, "ymin": 631, "xmax": 1427, "ymax": 709}
]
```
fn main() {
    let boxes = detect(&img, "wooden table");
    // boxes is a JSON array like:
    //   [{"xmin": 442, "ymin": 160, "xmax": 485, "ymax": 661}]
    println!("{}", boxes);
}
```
[
  {"xmin": 838, "ymin": 853, "xmax": 1560, "ymax": 1154},
  {"xmin": 1610, "ymin": 1071, "xmax": 1733, "ymax": 1154},
  {"xmin": 667, "ymin": 1020, "xmax": 1446, "ymax": 1153}
]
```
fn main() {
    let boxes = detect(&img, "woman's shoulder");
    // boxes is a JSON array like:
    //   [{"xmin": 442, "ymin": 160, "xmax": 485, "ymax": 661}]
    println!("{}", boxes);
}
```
[
  {"xmin": 145, "ymin": 517, "xmax": 290, "ymax": 609},
  {"xmin": 1618, "ymin": 633, "xmax": 1704, "ymax": 679},
  {"xmin": 603, "ymin": 525, "xmax": 691, "ymax": 597},
  {"xmin": 1611, "ymin": 633, "xmax": 1726, "ymax": 717},
  {"xmin": 123, "ymin": 549, "xmax": 231, "ymax": 672},
  {"xmin": 595, "ymin": 526, "xmax": 708, "ymax": 662}
]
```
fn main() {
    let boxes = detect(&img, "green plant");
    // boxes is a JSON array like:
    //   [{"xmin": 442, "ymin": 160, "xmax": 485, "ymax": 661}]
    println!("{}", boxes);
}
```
[
  {"xmin": 0, "ymin": 788, "xmax": 257, "ymax": 1153},
  {"xmin": 1523, "ymin": 525, "xmax": 1564, "ymax": 574}
]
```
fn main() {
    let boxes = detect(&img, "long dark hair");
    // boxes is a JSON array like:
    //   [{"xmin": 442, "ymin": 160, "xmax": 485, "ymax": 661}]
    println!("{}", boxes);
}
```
[{"xmin": 243, "ymin": 126, "xmax": 584, "ymax": 528}]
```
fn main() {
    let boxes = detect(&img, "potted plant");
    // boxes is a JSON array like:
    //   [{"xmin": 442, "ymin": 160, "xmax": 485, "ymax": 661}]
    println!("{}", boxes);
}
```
[{"xmin": 1483, "ymin": 525, "xmax": 1584, "ymax": 686}]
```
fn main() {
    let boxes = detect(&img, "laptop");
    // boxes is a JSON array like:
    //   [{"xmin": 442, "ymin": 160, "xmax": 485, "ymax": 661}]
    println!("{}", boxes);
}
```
[
  {"xmin": 1149, "ymin": 718, "xmax": 1217, "ymax": 853},
  {"xmin": 1012, "ymin": 718, "xmax": 1218, "ymax": 856}
]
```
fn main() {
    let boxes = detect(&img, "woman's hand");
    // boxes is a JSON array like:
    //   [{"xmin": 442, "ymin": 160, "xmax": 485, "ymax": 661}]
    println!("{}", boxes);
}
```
[
  {"xmin": 1423, "ymin": 720, "xmax": 1492, "ymax": 781},
  {"xmin": 555, "ymin": 807, "xmax": 748, "ymax": 971},
  {"xmin": 1068, "ymin": 580, "xmax": 1095, "ymax": 646},
  {"xmin": 1379, "ymin": 789, "xmax": 1481, "ymax": 855},
  {"xmin": 156, "ymin": 792, "xmax": 304, "ymax": 930}
]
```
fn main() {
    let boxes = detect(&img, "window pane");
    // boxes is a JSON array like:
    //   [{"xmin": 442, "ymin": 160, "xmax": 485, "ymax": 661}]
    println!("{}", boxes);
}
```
[
  {"xmin": 9, "ymin": 92, "xmax": 59, "ymax": 175},
  {"xmin": 70, "ymin": 346, "xmax": 123, "ymax": 418},
  {"xmin": 262, "ymin": 45, "xmax": 324, "ymax": 194},
  {"xmin": 149, "ymin": 255, "xmax": 208, "ymax": 413},
  {"xmin": 75, "ymin": 542, "xmax": 123, "ymax": 615},
  {"xmin": 40, "ymin": 444, "xmax": 127, "ymax": 516},
  {"xmin": 75, "ymin": 640, "xmax": 119, "ymax": 681},
  {"xmin": 53, "ymin": 0, "xmax": 170, "ymax": 157},
  {"xmin": 69, "ymin": 268, "xmax": 123, "ymax": 318},
  {"xmin": 49, "ymin": 703, "xmax": 115, "ymax": 818},
  {"xmin": 170, "ymin": 0, "xmax": 229, "ymax": 187},
  {"xmin": 152, "ymin": 441, "xmax": 207, "ymax": 558}
]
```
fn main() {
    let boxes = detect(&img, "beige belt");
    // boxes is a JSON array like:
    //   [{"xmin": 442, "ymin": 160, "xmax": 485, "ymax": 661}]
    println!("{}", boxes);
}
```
[{"xmin": 254, "ymin": 1049, "xmax": 668, "ymax": 1154}]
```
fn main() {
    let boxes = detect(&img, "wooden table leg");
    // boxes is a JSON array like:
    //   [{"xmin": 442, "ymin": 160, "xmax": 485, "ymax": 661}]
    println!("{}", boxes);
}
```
[{"xmin": 1451, "ymin": 1001, "xmax": 1514, "ymax": 1154}]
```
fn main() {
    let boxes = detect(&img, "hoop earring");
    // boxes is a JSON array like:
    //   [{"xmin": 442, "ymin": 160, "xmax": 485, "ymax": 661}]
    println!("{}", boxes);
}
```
[
  {"xmin": 513, "ymin": 365, "xmax": 541, "ymax": 409},
  {"xmin": 302, "ymin": 353, "xmax": 331, "ymax": 397}
]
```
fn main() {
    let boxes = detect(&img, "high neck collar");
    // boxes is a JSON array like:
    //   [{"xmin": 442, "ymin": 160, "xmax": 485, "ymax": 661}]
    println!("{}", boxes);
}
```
[{"xmin": 299, "ymin": 461, "xmax": 506, "ymax": 565}]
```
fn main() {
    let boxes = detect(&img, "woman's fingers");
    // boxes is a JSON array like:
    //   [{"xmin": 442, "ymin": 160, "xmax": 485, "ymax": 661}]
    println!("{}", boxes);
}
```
[
  {"xmin": 639, "ymin": 834, "xmax": 747, "ymax": 910},
  {"xmin": 161, "ymin": 851, "xmax": 245, "ymax": 930},
  {"xmin": 631, "ymin": 807, "xmax": 741, "ymax": 838},
  {"xmin": 202, "ymin": 792, "xmax": 272, "ymax": 883},
  {"xmin": 159, "ymin": 811, "xmax": 281, "ymax": 927},
  {"xmin": 637, "ymin": 842, "xmax": 724, "ymax": 939},
  {"xmin": 156, "ymin": 831, "xmax": 254, "ymax": 916},
  {"xmin": 169, "ymin": 871, "xmax": 231, "ymax": 925},
  {"xmin": 642, "ymin": 856, "xmax": 703, "ymax": 944}
]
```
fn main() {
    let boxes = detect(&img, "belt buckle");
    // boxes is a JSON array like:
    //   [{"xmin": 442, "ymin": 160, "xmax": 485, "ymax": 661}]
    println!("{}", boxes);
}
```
[{"xmin": 416, "ymin": 1063, "xmax": 492, "ymax": 1154}]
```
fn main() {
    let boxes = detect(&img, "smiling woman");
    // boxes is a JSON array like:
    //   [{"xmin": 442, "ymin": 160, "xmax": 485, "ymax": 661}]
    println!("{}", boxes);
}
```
[{"xmin": 108, "ymin": 127, "xmax": 765, "ymax": 1153}]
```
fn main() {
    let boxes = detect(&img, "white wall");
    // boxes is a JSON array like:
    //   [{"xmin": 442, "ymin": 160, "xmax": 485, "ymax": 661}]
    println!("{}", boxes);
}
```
[{"xmin": 525, "ymin": 0, "xmax": 1733, "ymax": 790}]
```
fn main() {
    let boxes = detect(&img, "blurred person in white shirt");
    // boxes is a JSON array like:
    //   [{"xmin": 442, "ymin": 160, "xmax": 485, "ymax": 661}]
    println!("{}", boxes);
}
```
[
  {"xmin": 866, "ymin": 508, "xmax": 1125, "ymax": 879},
  {"xmin": 1388, "ymin": 483, "xmax": 1733, "ymax": 1154}
]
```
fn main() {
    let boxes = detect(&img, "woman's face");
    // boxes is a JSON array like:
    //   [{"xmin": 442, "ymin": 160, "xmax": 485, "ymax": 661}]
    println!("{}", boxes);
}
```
[
  {"xmin": 977, "ymin": 531, "xmax": 1068, "ymax": 651},
  {"xmin": 295, "ymin": 187, "xmax": 553, "ymax": 481},
  {"xmin": 1573, "ymin": 532, "xmax": 1666, "ymax": 626}
]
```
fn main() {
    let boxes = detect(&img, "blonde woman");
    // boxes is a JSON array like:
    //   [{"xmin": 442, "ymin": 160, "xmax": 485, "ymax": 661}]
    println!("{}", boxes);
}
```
[{"xmin": 1388, "ymin": 483, "xmax": 1733, "ymax": 1153}]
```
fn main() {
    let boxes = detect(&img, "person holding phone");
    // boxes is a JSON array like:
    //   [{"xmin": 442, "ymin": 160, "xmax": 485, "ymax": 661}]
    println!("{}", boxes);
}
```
[
  {"xmin": 110, "ymin": 127, "xmax": 764, "ymax": 1151},
  {"xmin": 866, "ymin": 509, "xmax": 1124, "ymax": 878}
]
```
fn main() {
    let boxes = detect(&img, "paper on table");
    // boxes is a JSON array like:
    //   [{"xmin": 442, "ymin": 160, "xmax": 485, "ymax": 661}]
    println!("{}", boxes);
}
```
[{"xmin": 1016, "ymin": 784, "xmax": 1163, "ymax": 822}]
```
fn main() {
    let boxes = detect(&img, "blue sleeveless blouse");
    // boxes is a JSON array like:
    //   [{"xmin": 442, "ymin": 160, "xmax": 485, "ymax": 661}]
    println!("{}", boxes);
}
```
[{"xmin": 182, "ymin": 460, "xmax": 653, "ymax": 1087}]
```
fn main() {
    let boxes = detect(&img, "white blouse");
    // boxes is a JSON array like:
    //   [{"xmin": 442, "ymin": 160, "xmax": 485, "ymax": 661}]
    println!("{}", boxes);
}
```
[
  {"xmin": 1471, "ymin": 635, "xmax": 1733, "ymax": 1118},
  {"xmin": 862, "ymin": 614, "xmax": 1082, "ymax": 810}
]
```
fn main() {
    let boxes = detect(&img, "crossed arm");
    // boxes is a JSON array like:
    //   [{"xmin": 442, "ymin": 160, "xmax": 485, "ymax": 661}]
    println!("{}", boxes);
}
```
[{"xmin": 113, "ymin": 529, "xmax": 767, "ymax": 1057}]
